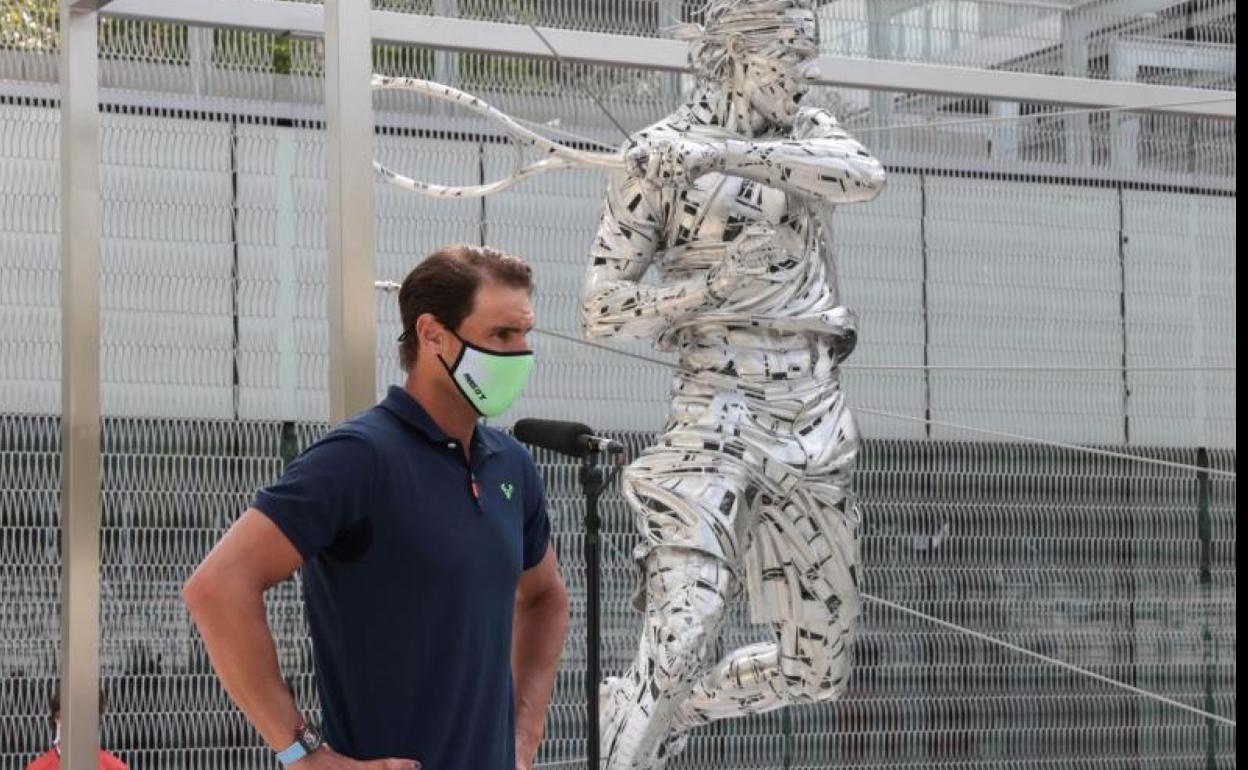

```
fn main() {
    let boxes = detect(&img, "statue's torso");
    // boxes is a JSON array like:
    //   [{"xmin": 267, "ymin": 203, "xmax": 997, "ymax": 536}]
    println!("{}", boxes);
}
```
[{"xmin": 641, "ymin": 124, "xmax": 855, "ymax": 377}]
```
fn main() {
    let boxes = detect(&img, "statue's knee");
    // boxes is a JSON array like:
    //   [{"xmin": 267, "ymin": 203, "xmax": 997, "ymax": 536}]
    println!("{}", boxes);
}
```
[
  {"xmin": 784, "ymin": 677, "xmax": 844, "ymax": 705},
  {"xmin": 779, "ymin": 658, "xmax": 848, "ymax": 705},
  {"xmin": 643, "ymin": 551, "xmax": 733, "ymax": 684}
]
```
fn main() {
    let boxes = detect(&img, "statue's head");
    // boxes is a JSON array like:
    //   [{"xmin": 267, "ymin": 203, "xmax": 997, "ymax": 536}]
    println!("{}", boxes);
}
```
[{"xmin": 686, "ymin": 0, "xmax": 820, "ymax": 129}]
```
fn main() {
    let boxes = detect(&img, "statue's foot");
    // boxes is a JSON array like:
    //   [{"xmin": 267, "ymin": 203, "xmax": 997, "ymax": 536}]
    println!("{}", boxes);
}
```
[
  {"xmin": 653, "ymin": 729, "xmax": 688, "ymax": 768},
  {"xmin": 599, "ymin": 675, "xmax": 632, "ymax": 769},
  {"xmin": 599, "ymin": 675, "xmax": 685, "ymax": 770},
  {"xmin": 600, "ymin": 675, "xmax": 625, "ymax": 720}
]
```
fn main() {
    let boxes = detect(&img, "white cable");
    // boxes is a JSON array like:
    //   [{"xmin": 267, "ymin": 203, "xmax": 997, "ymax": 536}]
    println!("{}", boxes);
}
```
[
  {"xmin": 862, "ymin": 591, "xmax": 1237, "ymax": 728},
  {"xmin": 855, "ymin": 407, "xmax": 1237, "ymax": 478},
  {"xmin": 841, "ymin": 364, "xmax": 1235, "ymax": 373},
  {"xmin": 529, "ymin": 329, "xmax": 1235, "ymax": 374},
  {"xmin": 529, "ymin": 329, "xmax": 1237, "ymax": 479}
]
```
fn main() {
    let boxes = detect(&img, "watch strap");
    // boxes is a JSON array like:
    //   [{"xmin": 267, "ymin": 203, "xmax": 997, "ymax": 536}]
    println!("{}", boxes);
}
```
[{"xmin": 276, "ymin": 740, "xmax": 307, "ymax": 765}]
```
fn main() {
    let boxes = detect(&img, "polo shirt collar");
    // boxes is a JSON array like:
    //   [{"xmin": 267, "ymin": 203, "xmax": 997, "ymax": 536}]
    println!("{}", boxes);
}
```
[{"xmin": 380, "ymin": 386, "xmax": 504, "ymax": 458}]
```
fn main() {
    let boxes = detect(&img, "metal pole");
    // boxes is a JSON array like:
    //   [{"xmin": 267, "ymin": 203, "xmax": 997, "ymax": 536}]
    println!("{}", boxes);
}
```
[
  {"xmin": 580, "ymin": 457, "xmax": 604, "ymax": 770},
  {"xmin": 59, "ymin": 1, "xmax": 104, "ymax": 768},
  {"xmin": 324, "ymin": 0, "xmax": 377, "ymax": 424}
]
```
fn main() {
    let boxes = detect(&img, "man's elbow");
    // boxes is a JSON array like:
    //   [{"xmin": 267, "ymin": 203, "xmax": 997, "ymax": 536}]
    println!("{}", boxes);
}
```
[
  {"xmin": 182, "ymin": 565, "xmax": 255, "ymax": 621},
  {"xmin": 550, "ymin": 578, "xmax": 570, "ymax": 615},
  {"xmin": 548, "ymin": 580, "xmax": 571, "ymax": 639},
  {"xmin": 181, "ymin": 570, "xmax": 212, "ymax": 621},
  {"xmin": 526, "ymin": 574, "xmax": 571, "ymax": 620}
]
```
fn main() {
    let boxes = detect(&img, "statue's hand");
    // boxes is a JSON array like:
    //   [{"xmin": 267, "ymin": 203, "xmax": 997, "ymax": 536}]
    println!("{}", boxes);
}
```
[
  {"xmin": 626, "ymin": 136, "xmax": 724, "ymax": 187},
  {"xmin": 706, "ymin": 225, "xmax": 801, "ymax": 302}
]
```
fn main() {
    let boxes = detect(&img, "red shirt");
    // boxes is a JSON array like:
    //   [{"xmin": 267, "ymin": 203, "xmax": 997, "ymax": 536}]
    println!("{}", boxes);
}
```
[{"xmin": 24, "ymin": 748, "xmax": 127, "ymax": 770}]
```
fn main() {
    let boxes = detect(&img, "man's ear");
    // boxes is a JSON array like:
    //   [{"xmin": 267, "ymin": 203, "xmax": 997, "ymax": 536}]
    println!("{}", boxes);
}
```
[{"xmin": 415, "ymin": 313, "xmax": 445, "ymax": 358}]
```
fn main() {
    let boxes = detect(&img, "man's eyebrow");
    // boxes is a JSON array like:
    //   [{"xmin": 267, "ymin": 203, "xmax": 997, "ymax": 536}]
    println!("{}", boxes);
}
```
[{"xmin": 490, "ymin": 324, "xmax": 533, "ymax": 334}]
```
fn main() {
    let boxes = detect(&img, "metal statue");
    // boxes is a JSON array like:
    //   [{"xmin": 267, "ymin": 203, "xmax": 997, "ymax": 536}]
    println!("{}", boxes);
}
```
[{"xmin": 579, "ymin": 1, "xmax": 886, "ymax": 766}]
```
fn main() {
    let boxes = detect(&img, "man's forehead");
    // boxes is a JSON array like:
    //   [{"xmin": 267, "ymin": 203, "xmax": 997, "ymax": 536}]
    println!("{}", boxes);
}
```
[{"xmin": 469, "ymin": 288, "xmax": 534, "ymax": 326}]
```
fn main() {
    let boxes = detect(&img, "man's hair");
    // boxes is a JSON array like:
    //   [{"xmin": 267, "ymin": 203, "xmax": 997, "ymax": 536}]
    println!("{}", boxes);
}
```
[
  {"xmin": 397, "ymin": 244, "xmax": 533, "ymax": 370},
  {"xmin": 49, "ymin": 685, "xmax": 108, "ymax": 727}
]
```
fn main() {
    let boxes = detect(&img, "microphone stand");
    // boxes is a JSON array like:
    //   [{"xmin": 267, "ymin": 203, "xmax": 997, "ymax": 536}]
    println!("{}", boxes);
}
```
[{"xmin": 580, "ymin": 449, "xmax": 622, "ymax": 770}]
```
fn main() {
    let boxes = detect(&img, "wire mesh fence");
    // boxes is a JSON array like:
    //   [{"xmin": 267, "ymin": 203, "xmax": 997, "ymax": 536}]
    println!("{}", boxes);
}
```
[
  {"xmin": 0, "ymin": 1, "xmax": 1237, "ymax": 768},
  {"xmin": 0, "ymin": 419, "xmax": 1236, "ymax": 768}
]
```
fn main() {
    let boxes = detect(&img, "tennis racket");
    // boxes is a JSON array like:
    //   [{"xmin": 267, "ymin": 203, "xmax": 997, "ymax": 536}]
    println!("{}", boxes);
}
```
[{"xmin": 371, "ymin": 75, "xmax": 626, "ymax": 198}]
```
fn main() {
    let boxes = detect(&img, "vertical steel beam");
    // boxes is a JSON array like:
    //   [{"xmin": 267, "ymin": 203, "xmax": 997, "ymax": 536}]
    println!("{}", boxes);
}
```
[
  {"xmin": 867, "ymin": 0, "xmax": 900, "ymax": 150},
  {"xmin": 990, "ymin": 101, "xmax": 1020, "ymax": 162},
  {"xmin": 58, "ymin": 2, "xmax": 103, "ymax": 769},
  {"xmin": 1060, "ymin": 14, "xmax": 1092, "ymax": 166},
  {"xmin": 324, "ymin": 0, "xmax": 377, "ymax": 423},
  {"xmin": 432, "ymin": 0, "xmax": 460, "ymax": 90},
  {"xmin": 658, "ymin": 0, "xmax": 685, "ymax": 110}
]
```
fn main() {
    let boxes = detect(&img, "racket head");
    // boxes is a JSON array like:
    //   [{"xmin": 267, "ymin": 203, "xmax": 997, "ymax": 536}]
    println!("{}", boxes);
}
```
[{"xmin": 371, "ymin": 75, "xmax": 623, "ymax": 199}]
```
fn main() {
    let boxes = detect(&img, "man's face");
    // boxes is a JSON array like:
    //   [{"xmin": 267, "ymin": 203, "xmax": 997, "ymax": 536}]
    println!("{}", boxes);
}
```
[
  {"xmin": 738, "ymin": 12, "xmax": 819, "ymax": 127},
  {"xmin": 445, "ymin": 280, "xmax": 534, "ymax": 357}
]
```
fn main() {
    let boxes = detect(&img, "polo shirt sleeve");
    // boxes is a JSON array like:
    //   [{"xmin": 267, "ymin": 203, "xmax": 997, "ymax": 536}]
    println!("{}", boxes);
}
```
[
  {"xmin": 520, "ymin": 453, "xmax": 552, "ymax": 571},
  {"xmin": 251, "ymin": 430, "xmax": 378, "ymax": 563}
]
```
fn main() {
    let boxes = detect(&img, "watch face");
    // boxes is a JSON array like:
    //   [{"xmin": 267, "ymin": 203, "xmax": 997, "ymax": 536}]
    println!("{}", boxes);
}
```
[{"xmin": 298, "ymin": 725, "xmax": 323, "ymax": 751}]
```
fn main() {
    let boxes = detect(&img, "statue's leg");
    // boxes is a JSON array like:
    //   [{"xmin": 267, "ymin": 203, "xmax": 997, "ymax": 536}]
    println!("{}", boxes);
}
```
[
  {"xmin": 600, "ymin": 546, "xmax": 734, "ymax": 770},
  {"xmin": 672, "ymin": 479, "xmax": 862, "ymax": 731},
  {"xmin": 671, "ymin": 612, "xmax": 855, "ymax": 730}
]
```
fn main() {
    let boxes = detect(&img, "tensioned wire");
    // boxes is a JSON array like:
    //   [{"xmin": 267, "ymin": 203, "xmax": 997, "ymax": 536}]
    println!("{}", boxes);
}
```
[
  {"xmin": 525, "ymin": 327, "xmax": 1237, "ymax": 479},
  {"xmin": 502, "ymin": 24, "xmax": 1236, "ymax": 478},
  {"xmin": 518, "ymin": 18, "xmax": 1234, "ymax": 139},
  {"xmin": 525, "ymin": 322, "xmax": 1241, "ymax": 726},
  {"xmin": 376, "ymin": 19, "xmax": 1238, "ymax": 730},
  {"xmin": 528, "ymin": 331, "xmax": 1238, "ymax": 728},
  {"xmin": 864, "ymin": 592, "xmax": 1237, "ymax": 728},
  {"xmin": 375, "ymin": 281, "xmax": 1237, "ymax": 725},
  {"xmin": 524, "ymin": 23, "xmax": 1238, "ymax": 724}
]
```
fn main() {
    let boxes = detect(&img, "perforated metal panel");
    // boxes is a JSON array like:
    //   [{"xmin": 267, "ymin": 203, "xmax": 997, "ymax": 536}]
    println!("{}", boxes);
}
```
[
  {"xmin": 1121, "ymin": 190, "xmax": 1236, "ymax": 449},
  {"xmin": 924, "ymin": 177, "xmax": 1126, "ymax": 445},
  {"xmin": 0, "ymin": 420, "xmax": 1234, "ymax": 769},
  {"xmin": 0, "ymin": 2, "xmax": 1237, "ymax": 769},
  {"xmin": 836, "ymin": 172, "xmax": 926, "ymax": 441}
]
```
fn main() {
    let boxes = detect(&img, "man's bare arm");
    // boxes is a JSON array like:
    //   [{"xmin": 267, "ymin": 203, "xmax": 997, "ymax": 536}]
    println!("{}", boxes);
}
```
[
  {"xmin": 511, "ymin": 546, "xmax": 570, "ymax": 770},
  {"xmin": 183, "ymin": 509, "xmax": 305, "ymax": 752},
  {"xmin": 183, "ymin": 510, "xmax": 416, "ymax": 770}
]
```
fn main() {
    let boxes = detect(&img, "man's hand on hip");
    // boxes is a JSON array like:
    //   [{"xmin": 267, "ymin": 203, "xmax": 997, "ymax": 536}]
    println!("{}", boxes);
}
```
[{"xmin": 296, "ymin": 744, "xmax": 419, "ymax": 770}]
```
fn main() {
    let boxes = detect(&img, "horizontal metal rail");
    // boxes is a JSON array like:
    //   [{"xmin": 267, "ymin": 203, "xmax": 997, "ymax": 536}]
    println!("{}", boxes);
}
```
[{"xmin": 100, "ymin": 0, "xmax": 1236, "ymax": 118}]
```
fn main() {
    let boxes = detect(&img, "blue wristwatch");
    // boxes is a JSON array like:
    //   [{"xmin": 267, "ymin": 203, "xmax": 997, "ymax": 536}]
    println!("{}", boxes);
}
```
[{"xmin": 277, "ymin": 723, "xmax": 323, "ymax": 765}]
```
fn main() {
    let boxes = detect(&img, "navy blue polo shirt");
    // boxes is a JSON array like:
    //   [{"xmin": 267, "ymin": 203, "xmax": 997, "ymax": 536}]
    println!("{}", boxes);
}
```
[{"xmin": 252, "ymin": 386, "xmax": 551, "ymax": 770}]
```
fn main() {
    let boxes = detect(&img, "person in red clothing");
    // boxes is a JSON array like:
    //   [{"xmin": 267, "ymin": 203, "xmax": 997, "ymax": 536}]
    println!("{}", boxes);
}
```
[{"xmin": 24, "ymin": 686, "xmax": 127, "ymax": 770}]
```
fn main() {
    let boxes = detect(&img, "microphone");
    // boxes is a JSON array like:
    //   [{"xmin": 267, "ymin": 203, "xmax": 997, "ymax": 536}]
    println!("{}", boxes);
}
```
[{"xmin": 513, "ymin": 418, "xmax": 625, "ymax": 458}]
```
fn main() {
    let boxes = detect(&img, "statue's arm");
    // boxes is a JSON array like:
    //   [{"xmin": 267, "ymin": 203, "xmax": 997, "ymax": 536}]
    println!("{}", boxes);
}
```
[
  {"xmin": 720, "ymin": 108, "xmax": 886, "ymax": 202},
  {"xmin": 579, "ymin": 172, "xmax": 725, "ymax": 341},
  {"xmin": 628, "ymin": 109, "xmax": 886, "ymax": 204}
]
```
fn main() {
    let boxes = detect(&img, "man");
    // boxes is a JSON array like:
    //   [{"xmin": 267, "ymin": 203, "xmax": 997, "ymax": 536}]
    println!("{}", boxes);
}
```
[
  {"xmin": 580, "ymin": 1, "xmax": 886, "ymax": 767},
  {"xmin": 25, "ymin": 686, "xmax": 127, "ymax": 770},
  {"xmin": 184, "ymin": 245, "xmax": 569, "ymax": 770}
]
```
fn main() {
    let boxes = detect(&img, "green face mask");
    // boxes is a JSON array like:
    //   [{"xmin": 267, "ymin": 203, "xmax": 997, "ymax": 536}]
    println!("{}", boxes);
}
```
[{"xmin": 439, "ymin": 330, "xmax": 534, "ymax": 418}]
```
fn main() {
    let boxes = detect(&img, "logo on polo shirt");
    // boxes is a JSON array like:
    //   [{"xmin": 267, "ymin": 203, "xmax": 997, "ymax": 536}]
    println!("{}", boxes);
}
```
[{"xmin": 500, "ymin": 482, "xmax": 515, "ymax": 500}]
